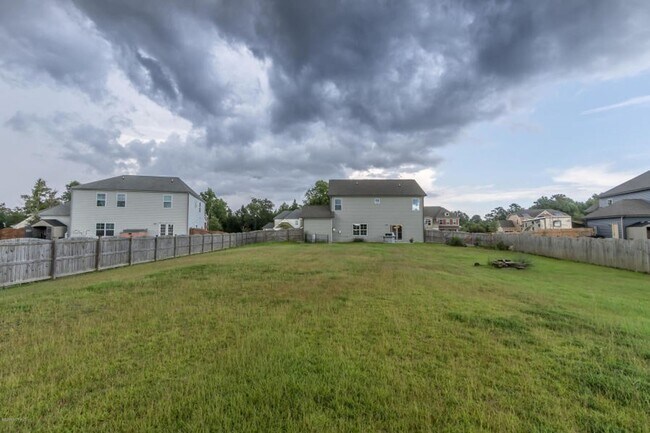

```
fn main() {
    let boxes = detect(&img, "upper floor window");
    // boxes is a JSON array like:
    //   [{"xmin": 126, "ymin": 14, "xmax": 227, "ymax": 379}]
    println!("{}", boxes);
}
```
[
  {"xmin": 412, "ymin": 198, "xmax": 420, "ymax": 211},
  {"xmin": 424, "ymin": 218, "xmax": 433, "ymax": 225},
  {"xmin": 334, "ymin": 198, "xmax": 342, "ymax": 211},
  {"xmin": 116, "ymin": 193, "xmax": 126, "ymax": 208},
  {"xmin": 374, "ymin": 198, "xmax": 381, "ymax": 205},
  {"xmin": 163, "ymin": 195, "xmax": 172, "ymax": 208},
  {"xmin": 96, "ymin": 193, "xmax": 106, "ymax": 207},
  {"xmin": 607, "ymin": 199, "xmax": 613, "ymax": 206}
]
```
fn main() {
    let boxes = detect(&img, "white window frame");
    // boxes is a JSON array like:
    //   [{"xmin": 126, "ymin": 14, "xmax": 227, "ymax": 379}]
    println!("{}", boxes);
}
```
[
  {"xmin": 160, "ymin": 223, "xmax": 174, "ymax": 236},
  {"xmin": 374, "ymin": 198, "xmax": 381, "ymax": 205},
  {"xmin": 352, "ymin": 223, "xmax": 368, "ymax": 236},
  {"xmin": 116, "ymin": 193, "xmax": 126, "ymax": 208},
  {"xmin": 96, "ymin": 193, "xmax": 107, "ymax": 207},
  {"xmin": 334, "ymin": 198, "xmax": 342, "ymax": 211},
  {"xmin": 163, "ymin": 195, "xmax": 173, "ymax": 209},
  {"xmin": 412, "ymin": 198, "xmax": 420, "ymax": 211},
  {"xmin": 424, "ymin": 218, "xmax": 433, "ymax": 226},
  {"xmin": 96, "ymin": 222, "xmax": 115, "ymax": 237}
]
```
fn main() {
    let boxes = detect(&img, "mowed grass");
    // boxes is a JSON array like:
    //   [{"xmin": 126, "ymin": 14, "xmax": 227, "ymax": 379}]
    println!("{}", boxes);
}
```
[{"xmin": 0, "ymin": 243, "xmax": 649, "ymax": 433}]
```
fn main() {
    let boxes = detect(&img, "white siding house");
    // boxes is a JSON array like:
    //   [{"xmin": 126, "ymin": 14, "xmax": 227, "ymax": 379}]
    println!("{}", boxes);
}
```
[
  {"xmin": 69, "ymin": 175, "xmax": 206, "ymax": 237},
  {"xmin": 302, "ymin": 179, "xmax": 426, "ymax": 243}
]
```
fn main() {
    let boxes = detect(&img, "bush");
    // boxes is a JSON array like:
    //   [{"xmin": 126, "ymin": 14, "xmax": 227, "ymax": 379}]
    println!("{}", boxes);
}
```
[
  {"xmin": 495, "ymin": 240, "xmax": 510, "ymax": 251},
  {"xmin": 352, "ymin": 238, "xmax": 365, "ymax": 242},
  {"xmin": 447, "ymin": 236, "xmax": 466, "ymax": 247}
]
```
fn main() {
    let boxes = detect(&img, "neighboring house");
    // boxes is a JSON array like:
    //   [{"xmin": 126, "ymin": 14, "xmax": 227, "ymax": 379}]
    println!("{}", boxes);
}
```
[
  {"xmin": 69, "ymin": 175, "xmax": 206, "ymax": 237},
  {"xmin": 423, "ymin": 206, "xmax": 460, "ymax": 231},
  {"xmin": 585, "ymin": 170, "xmax": 650, "ymax": 239},
  {"xmin": 32, "ymin": 202, "xmax": 71, "ymax": 239},
  {"xmin": 262, "ymin": 222, "xmax": 275, "ymax": 231},
  {"xmin": 507, "ymin": 209, "xmax": 572, "ymax": 232},
  {"xmin": 273, "ymin": 209, "xmax": 302, "ymax": 229},
  {"xmin": 302, "ymin": 205, "xmax": 334, "ymax": 242},
  {"xmin": 302, "ymin": 179, "xmax": 426, "ymax": 243},
  {"xmin": 496, "ymin": 220, "xmax": 518, "ymax": 233}
]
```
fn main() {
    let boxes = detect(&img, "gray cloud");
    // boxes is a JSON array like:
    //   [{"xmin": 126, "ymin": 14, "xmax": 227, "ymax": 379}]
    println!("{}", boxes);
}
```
[{"xmin": 2, "ymin": 0, "xmax": 650, "ymax": 206}]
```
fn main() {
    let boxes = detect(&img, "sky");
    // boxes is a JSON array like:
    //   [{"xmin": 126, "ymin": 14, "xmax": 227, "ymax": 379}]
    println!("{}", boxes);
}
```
[{"xmin": 1, "ymin": 0, "xmax": 650, "ymax": 217}]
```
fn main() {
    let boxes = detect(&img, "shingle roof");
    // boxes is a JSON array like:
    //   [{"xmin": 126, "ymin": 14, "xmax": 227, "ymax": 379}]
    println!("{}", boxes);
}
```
[
  {"xmin": 497, "ymin": 220, "xmax": 516, "ymax": 228},
  {"xmin": 423, "ymin": 206, "xmax": 456, "ymax": 218},
  {"xmin": 301, "ymin": 205, "xmax": 334, "ymax": 219},
  {"xmin": 285, "ymin": 209, "xmax": 302, "ymax": 219},
  {"xmin": 329, "ymin": 179, "xmax": 426, "ymax": 197},
  {"xmin": 599, "ymin": 170, "xmax": 650, "ymax": 199},
  {"xmin": 73, "ymin": 175, "xmax": 202, "ymax": 200},
  {"xmin": 39, "ymin": 202, "xmax": 71, "ymax": 217},
  {"xmin": 33, "ymin": 219, "xmax": 67, "ymax": 228},
  {"xmin": 274, "ymin": 210, "xmax": 290, "ymax": 219},
  {"xmin": 516, "ymin": 208, "xmax": 570, "ymax": 218},
  {"xmin": 262, "ymin": 222, "xmax": 274, "ymax": 229},
  {"xmin": 585, "ymin": 199, "xmax": 650, "ymax": 219}
]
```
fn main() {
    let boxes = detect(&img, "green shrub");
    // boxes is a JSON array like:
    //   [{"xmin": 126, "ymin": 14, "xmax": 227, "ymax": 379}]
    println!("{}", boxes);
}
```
[
  {"xmin": 447, "ymin": 236, "xmax": 466, "ymax": 247},
  {"xmin": 495, "ymin": 240, "xmax": 510, "ymax": 251}
]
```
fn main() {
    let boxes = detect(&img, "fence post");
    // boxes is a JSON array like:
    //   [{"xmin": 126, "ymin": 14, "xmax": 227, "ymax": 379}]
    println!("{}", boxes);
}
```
[
  {"xmin": 173, "ymin": 235, "xmax": 177, "ymax": 257},
  {"xmin": 154, "ymin": 236, "xmax": 158, "ymax": 261},
  {"xmin": 128, "ymin": 237, "xmax": 133, "ymax": 265},
  {"xmin": 51, "ymin": 239, "xmax": 57, "ymax": 279},
  {"xmin": 211, "ymin": 234, "xmax": 215, "ymax": 252},
  {"xmin": 95, "ymin": 237, "xmax": 101, "ymax": 270}
]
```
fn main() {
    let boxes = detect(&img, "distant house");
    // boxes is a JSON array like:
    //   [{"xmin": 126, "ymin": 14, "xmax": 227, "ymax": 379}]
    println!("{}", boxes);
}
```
[
  {"xmin": 585, "ymin": 170, "xmax": 650, "ymax": 239},
  {"xmin": 70, "ymin": 175, "xmax": 206, "ymax": 237},
  {"xmin": 273, "ymin": 209, "xmax": 302, "ymax": 229},
  {"xmin": 423, "ymin": 206, "xmax": 460, "ymax": 232},
  {"xmin": 301, "ymin": 179, "xmax": 426, "ymax": 242},
  {"xmin": 32, "ymin": 202, "xmax": 71, "ymax": 239},
  {"xmin": 496, "ymin": 220, "xmax": 517, "ymax": 233},
  {"xmin": 507, "ymin": 209, "xmax": 572, "ymax": 232}
]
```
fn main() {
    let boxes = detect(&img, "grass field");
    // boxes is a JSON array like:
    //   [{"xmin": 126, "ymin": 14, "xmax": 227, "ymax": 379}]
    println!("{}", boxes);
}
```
[{"xmin": 1, "ymin": 243, "xmax": 649, "ymax": 432}]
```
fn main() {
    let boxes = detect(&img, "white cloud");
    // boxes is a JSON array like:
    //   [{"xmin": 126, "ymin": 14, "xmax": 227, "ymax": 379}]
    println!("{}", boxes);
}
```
[{"xmin": 581, "ymin": 94, "xmax": 650, "ymax": 115}]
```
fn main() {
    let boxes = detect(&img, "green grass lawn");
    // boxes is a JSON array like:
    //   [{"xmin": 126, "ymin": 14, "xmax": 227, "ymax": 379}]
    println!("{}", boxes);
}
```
[{"xmin": 1, "ymin": 243, "xmax": 649, "ymax": 432}]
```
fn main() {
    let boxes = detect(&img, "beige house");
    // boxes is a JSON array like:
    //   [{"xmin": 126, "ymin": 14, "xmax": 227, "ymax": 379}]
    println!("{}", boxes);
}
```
[
  {"xmin": 423, "ymin": 206, "xmax": 460, "ymax": 231},
  {"xmin": 507, "ymin": 209, "xmax": 572, "ymax": 232}
]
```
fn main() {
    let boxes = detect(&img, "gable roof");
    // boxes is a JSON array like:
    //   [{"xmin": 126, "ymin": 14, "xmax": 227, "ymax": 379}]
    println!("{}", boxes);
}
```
[
  {"xmin": 274, "ymin": 210, "xmax": 290, "ymax": 219},
  {"xmin": 585, "ymin": 199, "xmax": 650, "ymax": 219},
  {"xmin": 33, "ymin": 219, "xmax": 67, "ymax": 228},
  {"xmin": 497, "ymin": 220, "xmax": 516, "ymax": 228},
  {"xmin": 599, "ymin": 170, "xmax": 650, "ymax": 199},
  {"xmin": 73, "ymin": 175, "xmax": 202, "ymax": 201},
  {"xmin": 423, "ymin": 206, "xmax": 455, "ymax": 219},
  {"xmin": 328, "ymin": 179, "xmax": 426, "ymax": 197},
  {"xmin": 301, "ymin": 205, "xmax": 334, "ymax": 219},
  {"xmin": 516, "ymin": 208, "xmax": 570, "ymax": 218},
  {"xmin": 39, "ymin": 202, "xmax": 71, "ymax": 217}
]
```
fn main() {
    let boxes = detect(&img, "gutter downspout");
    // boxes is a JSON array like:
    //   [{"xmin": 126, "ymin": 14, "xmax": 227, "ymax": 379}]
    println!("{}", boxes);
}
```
[{"xmin": 621, "ymin": 216, "xmax": 625, "ymax": 240}]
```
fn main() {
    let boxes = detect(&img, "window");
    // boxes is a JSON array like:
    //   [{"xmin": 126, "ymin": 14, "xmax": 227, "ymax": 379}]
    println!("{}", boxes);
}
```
[
  {"xmin": 334, "ymin": 198, "xmax": 342, "ymax": 211},
  {"xmin": 607, "ymin": 199, "xmax": 613, "ymax": 206},
  {"xmin": 96, "ymin": 193, "xmax": 106, "ymax": 207},
  {"xmin": 163, "ymin": 195, "xmax": 172, "ymax": 208},
  {"xmin": 412, "ymin": 198, "xmax": 420, "ymax": 211},
  {"xmin": 425, "ymin": 218, "xmax": 432, "ymax": 226},
  {"xmin": 96, "ymin": 223, "xmax": 115, "ymax": 237},
  {"xmin": 374, "ymin": 198, "xmax": 381, "ymax": 205},
  {"xmin": 116, "ymin": 193, "xmax": 126, "ymax": 208},
  {"xmin": 553, "ymin": 220, "xmax": 562, "ymax": 228},
  {"xmin": 444, "ymin": 212, "xmax": 449, "ymax": 216},
  {"xmin": 353, "ymin": 223, "xmax": 368, "ymax": 236},
  {"xmin": 160, "ymin": 224, "xmax": 174, "ymax": 236}
]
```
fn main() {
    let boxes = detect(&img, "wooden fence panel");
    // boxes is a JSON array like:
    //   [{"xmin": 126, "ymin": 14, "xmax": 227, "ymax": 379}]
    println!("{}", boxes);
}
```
[
  {"xmin": 203, "ymin": 235, "xmax": 213, "ymax": 252},
  {"xmin": 175, "ymin": 235, "xmax": 190, "ymax": 257},
  {"xmin": 156, "ymin": 236, "xmax": 175, "ymax": 260},
  {"xmin": 54, "ymin": 238, "xmax": 97, "ymax": 278},
  {"xmin": 98, "ymin": 237, "xmax": 130, "ymax": 270},
  {"xmin": 131, "ymin": 237, "xmax": 156, "ymax": 264},
  {"xmin": 190, "ymin": 235, "xmax": 203, "ymax": 254},
  {"xmin": 0, "ymin": 239, "xmax": 52, "ymax": 287}
]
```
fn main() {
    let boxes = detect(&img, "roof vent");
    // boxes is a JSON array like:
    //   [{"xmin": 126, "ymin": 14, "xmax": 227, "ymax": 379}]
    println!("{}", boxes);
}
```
[
  {"xmin": 398, "ymin": 183, "xmax": 401, "ymax": 187},
  {"xmin": 121, "ymin": 175, "xmax": 125, "ymax": 180},
  {"xmin": 355, "ymin": 181, "xmax": 359, "ymax": 185},
  {"xmin": 171, "ymin": 178, "xmax": 174, "ymax": 183}
]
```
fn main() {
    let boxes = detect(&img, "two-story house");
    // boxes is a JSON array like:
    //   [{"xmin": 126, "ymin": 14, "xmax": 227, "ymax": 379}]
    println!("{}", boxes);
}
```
[
  {"xmin": 507, "ymin": 209, "xmax": 572, "ymax": 232},
  {"xmin": 69, "ymin": 175, "xmax": 206, "ymax": 237},
  {"xmin": 273, "ymin": 209, "xmax": 302, "ymax": 229},
  {"xmin": 302, "ymin": 179, "xmax": 426, "ymax": 242},
  {"xmin": 585, "ymin": 169, "xmax": 650, "ymax": 239},
  {"xmin": 423, "ymin": 206, "xmax": 460, "ymax": 231}
]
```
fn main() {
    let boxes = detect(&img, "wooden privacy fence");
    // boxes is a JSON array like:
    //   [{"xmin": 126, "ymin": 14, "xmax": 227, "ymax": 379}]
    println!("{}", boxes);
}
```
[
  {"xmin": 1, "ymin": 229, "xmax": 303, "ymax": 288},
  {"xmin": 425, "ymin": 230, "xmax": 650, "ymax": 274}
]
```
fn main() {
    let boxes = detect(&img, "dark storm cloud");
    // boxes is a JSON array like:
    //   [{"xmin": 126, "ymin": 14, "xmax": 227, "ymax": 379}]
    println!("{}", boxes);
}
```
[{"xmin": 2, "ymin": 0, "xmax": 650, "ymax": 201}]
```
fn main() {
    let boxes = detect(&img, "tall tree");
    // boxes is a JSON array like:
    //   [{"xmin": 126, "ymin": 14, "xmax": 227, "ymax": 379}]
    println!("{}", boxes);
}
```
[
  {"xmin": 237, "ymin": 197, "xmax": 275, "ymax": 231},
  {"xmin": 484, "ymin": 206, "xmax": 507, "ymax": 222},
  {"xmin": 61, "ymin": 180, "xmax": 80, "ymax": 202},
  {"xmin": 200, "ymin": 188, "xmax": 230, "ymax": 231},
  {"xmin": 506, "ymin": 203, "xmax": 523, "ymax": 215},
  {"xmin": 304, "ymin": 180, "xmax": 329, "ymax": 206},
  {"xmin": 21, "ymin": 178, "xmax": 60, "ymax": 222}
]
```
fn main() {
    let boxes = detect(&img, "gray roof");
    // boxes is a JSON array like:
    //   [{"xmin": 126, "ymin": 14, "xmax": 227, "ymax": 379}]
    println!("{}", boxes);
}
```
[
  {"xmin": 497, "ymin": 220, "xmax": 516, "ymax": 228},
  {"xmin": 516, "ymin": 208, "xmax": 570, "ymax": 218},
  {"xmin": 262, "ymin": 222, "xmax": 274, "ymax": 229},
  {"xmin": 599, "ymin": 170, "xmax": 650, "ymax": 199},
  {"xmin": 39, "ymin": 202, "xmax": 71, "ymax": 217},
  {"xmin": 274, "ymin": 210, "xmax": 290, "ymax": 219},
  {"xmin": 585, "ymin": 199, "xmax": 650, "ymax": 219},
  {"xmin": 585, "ymin": 202, "xmax": 599, "ymax": 214},
  {"xmin": 627, "ymin": 221, "xmax": 650, "ymax": 228},
  {"xmin": 33, "ymin": 219, "xmax": 67, "ymax": 228},
  {"xmin": 301, "ymin": 205, "xmax": 334, "ymax": 219},
  {"xmin": 73, "ymin": 175, "xmax": 202, "ymax": 201},
  {"xmin": 286, "ymin": 209, "xmax": 302, "ymax": 219},
  {"xmin": 423, "ymin": 206, "xmax": 456, "ymax": 219},
  {"xmin": 329, "ymin": 179, "xmax": 426, "ymax": 197}
]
